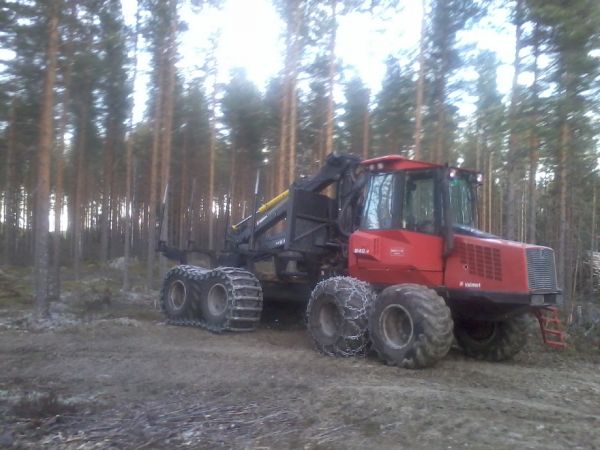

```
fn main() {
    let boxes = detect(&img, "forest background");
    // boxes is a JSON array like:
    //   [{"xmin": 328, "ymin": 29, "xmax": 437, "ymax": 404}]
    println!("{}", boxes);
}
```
[{"xmin": 0, "ymin": 0, "xmax": 598, "ymax": 316}]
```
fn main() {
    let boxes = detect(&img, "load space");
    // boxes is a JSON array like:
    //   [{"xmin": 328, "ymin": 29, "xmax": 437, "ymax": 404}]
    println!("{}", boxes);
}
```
[{"xmin": 158, "ymin": 153, "xmax": 565, "ymax": 369}]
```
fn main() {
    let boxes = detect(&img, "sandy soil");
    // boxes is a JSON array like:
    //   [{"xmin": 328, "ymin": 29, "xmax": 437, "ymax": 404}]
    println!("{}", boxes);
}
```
[{"xmin": 1, "ymin": 295, "xmax": 599, "ymax": 450}]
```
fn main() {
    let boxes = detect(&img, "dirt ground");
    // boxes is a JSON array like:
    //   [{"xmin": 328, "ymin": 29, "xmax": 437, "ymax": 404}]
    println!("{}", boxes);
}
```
[{"xmin": 1, "ymin": 267, "xmax": 600, "ymax": 449}]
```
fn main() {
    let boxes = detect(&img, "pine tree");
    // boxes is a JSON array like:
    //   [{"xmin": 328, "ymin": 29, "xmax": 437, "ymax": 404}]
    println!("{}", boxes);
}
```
[
  {"xmin": 221, "ymin": 69, "xmax": 266, "ymax": 221},
  {"xmin": 505, "ymin": 0, "xmax": 526, "ymax": 241},
  {"xmin": 142, "ymin": 0, "xmax": 179, "ymax": 288},
  {"xmin": 372, "ymin": 57, "xmax": 415, "ymax": 156},
  {"xmin": 123, "ymin": 0, "xmax": 141, "ymax": 291},
  {"xmin": 34, "ymin": 0, "xmax": 60, "ymax": 316},
  {"xmin": 1, "ymin": 0, "xmax": 49, "ymax": 265},
  {"xmin": 471, "ymin": 50, "xmax": 505, "ymax": 232},
  {"xmin": 342, "ymin": 76, "xmax": 370, "ymax": 158},
  {"xmin": 99, "ymin": 0, "xmax": 129, "ymax": 265},
  {"xmin": 528, "ymin": 0, "xmax": 600, "ymax": 301},
  {"xmin": 427, "ymin": 0, "xmax": 482, "ymax": 163},
  {"xmin": 413, "ymin": 0, "xmax": 428, "ymax": 159}
]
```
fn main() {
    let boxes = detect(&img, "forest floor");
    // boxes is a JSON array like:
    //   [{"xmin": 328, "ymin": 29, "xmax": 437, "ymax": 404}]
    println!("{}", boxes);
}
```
[{"xmin": 0, "ymin": 264, "xmax": 599, "ymax": 450}]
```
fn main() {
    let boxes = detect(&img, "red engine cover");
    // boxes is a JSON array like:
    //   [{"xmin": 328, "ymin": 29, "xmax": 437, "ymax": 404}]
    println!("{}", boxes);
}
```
[
  {"xmin": 444, "ymin": 235, "xmax": 531, "ymax": 294},
  {"xmin": 349, "ymin": 230, "xmax": 553, "ymax": 295}
]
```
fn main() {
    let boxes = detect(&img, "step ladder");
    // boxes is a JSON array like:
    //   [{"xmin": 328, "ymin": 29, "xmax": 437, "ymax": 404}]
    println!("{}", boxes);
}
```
[{"xmin": 534, "ymin": 307, "xmax": 567, "ymax": 349}]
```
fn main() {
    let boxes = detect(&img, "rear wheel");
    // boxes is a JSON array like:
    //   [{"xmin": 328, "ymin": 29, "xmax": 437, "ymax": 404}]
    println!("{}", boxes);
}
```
[
  {"xmin": 306, "ymin": 277, "xmax": 373, "ymax": 357},
  {"xmin": 454, "ymin": 315, "xmax": 528, "ymax": 361},
  {"xmin": 199, "ymin": 268, "xmax": 263, "ymax": 331},
  {"xmin": 368, "ymin": 284, "xmax": 453, "ymax": 369},
  {"xmin": 202, "ymin": 279, "xmax": 229, "ymax": 324}
]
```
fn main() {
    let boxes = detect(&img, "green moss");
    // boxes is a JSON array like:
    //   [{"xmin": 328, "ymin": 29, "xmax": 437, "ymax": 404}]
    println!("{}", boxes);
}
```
[{"xmin": 0, "ymin": 267, "xmax": 33, "ymax": 309}]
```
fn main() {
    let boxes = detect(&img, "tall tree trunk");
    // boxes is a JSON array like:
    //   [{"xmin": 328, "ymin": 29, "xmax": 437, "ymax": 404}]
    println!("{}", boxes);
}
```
[
  {"xmin": 505, "ymin": 0, "xmax": 523, "ymax": 241},
  {"xmin": 3, "ymin": 99, "xmax": 16, "ymax": 265},
  {"xmin": 433, "ymin": 101, "xmax": 445, "ymax": 164},
  {"xmin": 100, "ymin": 121, "xmax": 117, "ymax": 264},
  {"xmin": 100, "ymin": 118, "xmax": 116, "ymax": 264},
  {"xmin": 475, "ymin": 120, "xmax": 483, "ymax": 171},
  {"xmin": 591, "ymin": 182, "xmax": 596, "ymax": 293},
  {"xmin": 145, "ymin": 51, "xmax": 165, "ymax": 289},
  {"xmin": 433, "ymin": 39, "xmax": 447, "ymax": 165},
  {"xmin": 288, "ymin": 77, "xmax": 298, "ymax": 183},
  {"xmin": 123, "ymin": 1, "xmax": 139, "ymax": 291},
  {"xmin": 362, "ymin": 106, "xmax": 370, "ymax": 160},
  {"xmin": 207, "ymin": 49, "xmax": 218, "ymax": 250},
  {"xmin": 73, "ymin": 104, "xmax": 89, "ymax": 282},
  {"xmin": 34, "ymin": 0, "xmax": 59, "ymax": 316},
  {"xmin": 178, "ymin": 128, "xmax": 189, "ymax": 249},
  {"xmin": 278, "ymin": 91, "xmax": 289, "ymax": 193},
  {"xmin": 324, "ymin": 0, "xmax": 337, "ymax": 159},
  {"xmin": 230, "ymin": 145, "xmax": 238, "ymax": 220},
  {"xmin": 278, "ymin": 20, "xmax": 292, "ymax": 194},
  {"xmin": 156, "ymin": 3, "xmax": 178, "ymax": 279},
  {"xmin": 123, "ymin": 135, "xmax": 134, "ymax": 291},
  {"xmin": 278, "ymin": 82, "xmax": 289, "ymax": 193},
  {"xmin": 110, "ymin": 181, "xmax": 121, "ymax": 257},
  {"xmin": 558, "ymin": 119, "xmax": 569, "ymax": 307},
  {"xmin": 51, "ymin": 78, "xmax": 70, "ymax": 301},
  {"xmin": 527, "ymin": 23, "xmax": 540, "ymax": 244},
  {"xmin": 287, "ymin": 2, "xmax": 303, "ymax": 185},
  {"xmin": 413, "ymin": 0, "xmax": 427, "ymax": 159},
  {"xmin": 527, "ymin": 133, "xmax": 539, "ymax": 242},
  {"xmin": 487, "ymin": 151, "xmax": 493, "ymax": 233},
  {"xmin": 160, "ymin": 3, "xmax": 177, "ymax": 210}
]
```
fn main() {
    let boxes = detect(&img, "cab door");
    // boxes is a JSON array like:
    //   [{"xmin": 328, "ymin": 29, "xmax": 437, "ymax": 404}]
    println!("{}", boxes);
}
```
[{"xmin": 348, "ymin": 170, "xmax": 444, "ymax": 286}]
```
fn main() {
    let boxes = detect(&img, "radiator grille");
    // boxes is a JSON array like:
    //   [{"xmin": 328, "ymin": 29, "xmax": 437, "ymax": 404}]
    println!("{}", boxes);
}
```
[
  {"xmin": 526, "ymin": 248, "xmax": 557, "ymax": 291},
  {"xmin": 458, "ymin": 242, "xmax": 502, "ymax": 281}
]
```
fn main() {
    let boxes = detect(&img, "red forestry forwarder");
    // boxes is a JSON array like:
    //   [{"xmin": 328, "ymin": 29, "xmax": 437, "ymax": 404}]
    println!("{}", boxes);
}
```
[{"xmin": 157, "ymin": 153, "xmax": 566, "ymax": 369}]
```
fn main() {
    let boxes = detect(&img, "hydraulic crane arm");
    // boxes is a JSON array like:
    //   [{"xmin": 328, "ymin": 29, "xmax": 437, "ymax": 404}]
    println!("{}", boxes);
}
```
[{"xmin": 227, "ymin": 153, "xmax": 362, "ymax": 248}]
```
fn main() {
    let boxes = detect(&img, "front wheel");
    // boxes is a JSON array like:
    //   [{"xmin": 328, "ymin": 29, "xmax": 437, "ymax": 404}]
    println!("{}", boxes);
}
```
[
  {"xmin": 306, "ymin": 277, "xmax": 373, "ymax": 357},
  {"xmin": 368, "ymin": 284, "xmax": 454, "ymax": 369},
  {"xmin": 454, "ymin": 315, "xmax": 529, "ymax": 361}
]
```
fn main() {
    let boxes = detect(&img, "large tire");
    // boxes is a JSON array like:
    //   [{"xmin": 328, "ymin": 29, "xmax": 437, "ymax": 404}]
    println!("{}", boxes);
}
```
[
  {"xmin": 454, "ymin": 315, "xmax": 528, "ymax": 361},
  {"xmin": 368, "ymin": 284, "xmax": 453, "ymax": 369},
  {"xmin": 198, "ymin": 267, "xmax": 263, "ymax": 331},
  {"xmin": 306, "ymin": 276, "xmax": 373, "ymax": 357},
  {"xmin": 160, "ymin": 266, "xmax": 199, "ymax": 320}
]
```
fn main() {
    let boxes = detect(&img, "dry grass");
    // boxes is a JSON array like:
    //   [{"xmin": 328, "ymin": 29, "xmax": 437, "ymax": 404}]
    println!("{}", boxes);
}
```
[
  {"xmin": 0, "ymin": 266, "xmax": 33, "ymax": 309},
  {"xmin": 12, "ymin": 391, "xmax": 76, "ymax": 420}
]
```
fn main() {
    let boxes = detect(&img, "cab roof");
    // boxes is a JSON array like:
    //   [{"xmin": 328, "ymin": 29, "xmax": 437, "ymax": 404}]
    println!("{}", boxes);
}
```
[
  {"xmin": 362, "ymin": 155, "xmax": 440, "ymax": 171},
  {"xmin": 361, "ymin": 154, "xmax": 478, "ymax": 174}
]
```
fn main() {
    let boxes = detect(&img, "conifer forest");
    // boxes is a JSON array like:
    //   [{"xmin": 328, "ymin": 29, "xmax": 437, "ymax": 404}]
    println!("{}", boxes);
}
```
[
  {"xmin": 1, "ymin": 1, "xmax": 600, "ymax": 449},
  {"xmin": 0, "ymin": 0, "xmax": 598, "ymax": 310}
]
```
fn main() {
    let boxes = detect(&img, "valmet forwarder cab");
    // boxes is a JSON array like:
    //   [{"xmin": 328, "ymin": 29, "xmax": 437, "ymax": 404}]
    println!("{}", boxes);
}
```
[{"xmin": 347, "ymin": 155, "xmax": 562, "ymax": 364}]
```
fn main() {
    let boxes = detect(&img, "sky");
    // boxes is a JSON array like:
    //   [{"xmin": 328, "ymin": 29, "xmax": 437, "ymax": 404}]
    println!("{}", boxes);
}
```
[{"xmin": 121, "ymin": 0, "xmax": 518, "ymax": 124}]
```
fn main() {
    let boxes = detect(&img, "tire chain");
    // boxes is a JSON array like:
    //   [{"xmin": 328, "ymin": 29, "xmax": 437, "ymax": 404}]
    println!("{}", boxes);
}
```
[
  {"xmin": 328, "ymin": 276, "xmax": 372, "ymax": 356},
  {"xmin": 160, "ymin": 265, "xmax": 263, "ymax": 333},
  {"xmin": 308, "ymin": 276, "xmax": 373, "ymax": 357}
]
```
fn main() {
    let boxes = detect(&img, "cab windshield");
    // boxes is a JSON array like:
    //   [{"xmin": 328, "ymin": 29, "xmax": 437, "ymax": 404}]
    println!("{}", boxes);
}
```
[{"xmin": 361, "ymin": 169, "xmax": 478, "ymax": 233}]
